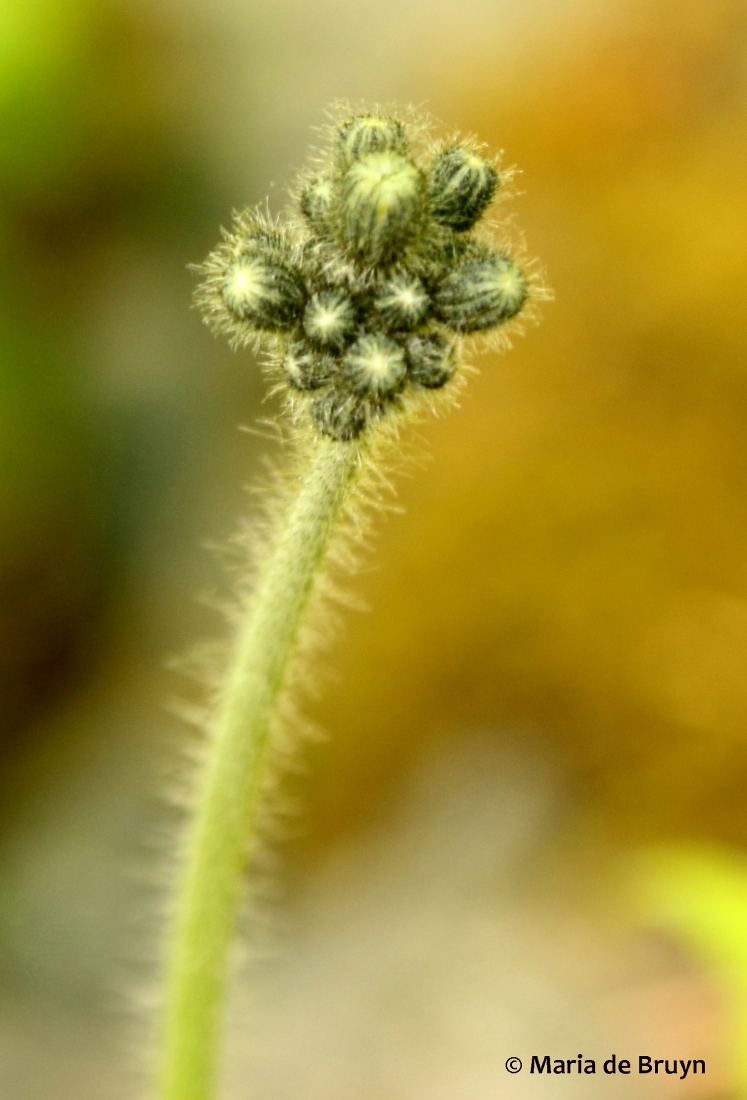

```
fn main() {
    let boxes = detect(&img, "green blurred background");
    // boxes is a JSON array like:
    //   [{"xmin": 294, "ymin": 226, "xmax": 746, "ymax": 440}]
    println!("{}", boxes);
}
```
[{"xmin": 1, "ymin": 0, "xmax": 747, "ymax": 1096}]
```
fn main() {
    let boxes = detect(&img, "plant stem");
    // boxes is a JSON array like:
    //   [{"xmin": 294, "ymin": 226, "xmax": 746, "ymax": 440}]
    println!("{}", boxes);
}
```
[{"xmin": 158, "ymin": 437, "xmax": 362, "ymax": 1100}]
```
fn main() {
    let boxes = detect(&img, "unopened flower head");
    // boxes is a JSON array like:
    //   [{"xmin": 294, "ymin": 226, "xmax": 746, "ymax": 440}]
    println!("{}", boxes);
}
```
[{"xmin": 196, "ymin": 106, "xmax": 542, "ymax": 442}]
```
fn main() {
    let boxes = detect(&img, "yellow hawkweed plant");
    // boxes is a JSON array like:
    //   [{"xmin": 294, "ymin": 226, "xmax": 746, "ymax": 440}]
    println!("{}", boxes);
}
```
[{"xmin": 156, "ymin": 104, "xmax": 545, "ymax": 1100}]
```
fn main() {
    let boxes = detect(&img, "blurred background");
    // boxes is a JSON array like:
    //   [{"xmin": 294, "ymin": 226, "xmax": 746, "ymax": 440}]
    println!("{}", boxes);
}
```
[{"xmin": 1, "ymin": 0, "xmax": 746, "ymax": 1096}]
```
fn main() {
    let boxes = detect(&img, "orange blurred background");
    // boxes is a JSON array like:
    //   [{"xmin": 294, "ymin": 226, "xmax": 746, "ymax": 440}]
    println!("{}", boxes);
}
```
[{"xmin": 1, "ymin": 0, "xmax": 746, "ymax": 1097}]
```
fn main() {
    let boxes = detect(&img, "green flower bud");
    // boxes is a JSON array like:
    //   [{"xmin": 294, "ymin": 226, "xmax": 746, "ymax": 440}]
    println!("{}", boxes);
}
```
[
  {"xmin": 373, "ymin": 274, "xmax": 429, "ymax": 330},
  {"xmin": 420, "ymin": 233, "xmax": 491, "ymax": 273},
  {"xmin": 303, "ymin": 289, "xmax": 358, "ymax": 349},
  {"xmin": 282, "ymin": 340, "xmax": 336, "ymax": 390},
  {"xmin": 433, "ymin": 254, "xmax": 527, "ymax": 332},
  {"xmin": 300, "ymin": 178, "xmax": 335, "ymax": 229},
  {"xmin": 337, "ymin": 152, "xmax": 425, "ymax": 266},
  {"xmin": 311, "ymin": 389, "xmax": 369, "ymax": 441},
  {"xmin": 236, "ymin": 226, "xmax": 288, "ymax": 258},
  {"xmin": 337, "ymin": 115, "xmax": 407, "ymax": 165},
  {"xmin": 221, "ymin": 256, "xmax": 306, "ymax": 330},
  {"xmin": 341, "ymin": 333, "xmax": 407, "ymax": 397},
  {"xmin": 429, "ymin": 147, "xmax": 497, "ymax": 232},
  {"xmin": 404, "ymin": 333, "xmax": 456, "ymax": 389}
]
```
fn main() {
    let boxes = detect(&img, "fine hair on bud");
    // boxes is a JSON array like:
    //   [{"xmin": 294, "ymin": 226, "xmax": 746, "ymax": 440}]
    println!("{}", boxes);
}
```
[
  {"xmin": 337, "ymin": 153, "xmax": 425, "ymax": 266},
  {"xmin": 341, "ymin": 333, "xmax": 407, "ymax": 398},
  {"xmin": 337, "ymin": 114, "xmax": 407, "ymax": 165},
  {"xmin": 236, "ymin": 225, "xmax": 289, "ymax": 260},
  {"xmin": 221, "ymin": 256, "xmax": 306, "ymax": 330},
  {"xmin": 310, "ymin": 388, "xmax": 370, "ymax": 441},
  {"xmin": 373, "ymin": 274, "xmax": 430, "ymax": 330},
  {"xmin": 303, "ymin": 289, "xmax": 358, "ymax": 349},
  {"xmin": 300, "ymin": 178, "xmax": 335, "ymax": 230},
  {"xmin": 282, "ymin": 340, "xmax": 336, "ymax": 390},
  {"xmin": 433, "ymin": 255, "xmax": 528, "ymax": 332},
  {"xmin": 429, "ymin": 146, "xmax": 498, "ymax": 232},
  {"xmin": 405, "ymin": 332, "xmax": 456, "ymax": 389}
]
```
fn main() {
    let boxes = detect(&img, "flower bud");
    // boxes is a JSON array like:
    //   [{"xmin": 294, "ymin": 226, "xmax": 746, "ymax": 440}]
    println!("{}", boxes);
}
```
[
  {"xmin": 337, "ymin": 153, "xmax": 425, "ymax": 266},
  {"xmin": 433, "ymin": 254, "xmax": 527, "ymax": 332},
  {"xmin": 337, "ymin": 115, "xmax": 407, "ymax": 165},
  {"xmin": 429, "ymin": 147, "xmax": 497, "ymax": 232},
  {"xmin": 341, "ymin": 333, "xmax": 407, "ymax": 397},
  {"xmin": 404, "ymin": 333, "xmax": 456, "ymax": 389},
  {"xmin": 236, "ymin": 226, "xmax": 287, "ymax": 258},
  {"xmin": 373, "ymin": 274, "xmax": 429, "ymax": 330},
  {"xmin": 300, "ymin": 178, "xmax": 335, "ymax": 229},
  {"xmin": 311, "ymin": 390, "xmax": 368, "ymax": 441},
  {"xmin": 282, "ymin": 340, "xmax": 336, "ymax": 390},
  {"xmin": 221, "ymin": 256, "xmax": 306, "ymax": 330},
  {"xmin": 303, "ymin": 289, "xmax": 358, "ymax": 349}
]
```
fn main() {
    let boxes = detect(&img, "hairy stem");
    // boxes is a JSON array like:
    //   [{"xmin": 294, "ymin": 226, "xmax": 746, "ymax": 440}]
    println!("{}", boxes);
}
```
[{"xmin": 158, "ymin": 437, "xmax": 362, "ymax": 1100}]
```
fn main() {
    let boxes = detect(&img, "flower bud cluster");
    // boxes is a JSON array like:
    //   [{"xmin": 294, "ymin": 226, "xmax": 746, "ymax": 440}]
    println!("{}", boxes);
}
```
[{"xmin": 198, "ymin": 110, "xmax": 531, "ymax": 441}]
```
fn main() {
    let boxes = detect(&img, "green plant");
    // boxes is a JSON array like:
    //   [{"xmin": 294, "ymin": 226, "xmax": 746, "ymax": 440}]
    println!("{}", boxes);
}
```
[{"xmin": 156, "ymin": 104, "xmax": 540, "ymax": 1100}]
